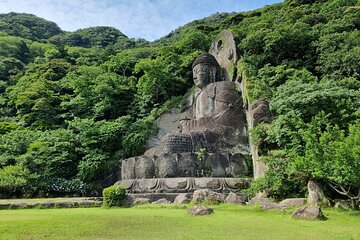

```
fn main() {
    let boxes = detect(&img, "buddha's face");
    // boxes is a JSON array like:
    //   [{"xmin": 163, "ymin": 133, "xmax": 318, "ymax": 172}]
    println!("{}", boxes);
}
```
[{"xmin": 193, "ymin": 63, "xmax": 217, "ymax": 88}]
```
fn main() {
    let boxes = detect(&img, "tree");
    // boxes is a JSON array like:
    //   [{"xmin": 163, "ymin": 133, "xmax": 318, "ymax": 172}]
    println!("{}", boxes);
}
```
[
  {"xmin": 134, "ymin": 57, "xmax": 186, "ymax": 116},
  {"xmin": 9, "ymin": 59, "xmax": 73, "ymax": 128},
  {"xmin": 292, "ymin": 121, "xmax": 360, "ymax": 208},
  {"xmin": 0, "ymin": 13, "xmax": 62, "ymax": 41},
  {"xmin": 61, "ymin": 66, "xmax": 135, "ymax": 120},
  {"xmin": 68, "ymin": 116, "xmax": 131, "ymax": 186},
  {"xmin": 271, "ymin": 79, "xmax": 359, "ymax": 128},
  {"xmin": 0, "ymin": 165, "xmax": 29, "ymax": 198}
]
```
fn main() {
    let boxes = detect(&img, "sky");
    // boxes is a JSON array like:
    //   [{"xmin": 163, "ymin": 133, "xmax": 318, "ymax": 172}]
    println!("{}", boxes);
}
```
[{"xmin": 0, "ymin": 0, "xmax": 283, "ymax": 41}]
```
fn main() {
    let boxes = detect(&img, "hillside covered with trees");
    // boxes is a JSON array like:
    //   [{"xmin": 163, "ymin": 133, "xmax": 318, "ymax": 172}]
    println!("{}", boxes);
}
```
[{"xmin": 0, "ymin": 0, "xmax": 359, "ymax": 206}]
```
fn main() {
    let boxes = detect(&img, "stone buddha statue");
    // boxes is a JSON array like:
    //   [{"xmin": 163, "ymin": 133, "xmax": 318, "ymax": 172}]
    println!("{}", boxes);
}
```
[
  {"xmin": 180, "ymin": 53, "xmax": 245, "ymax": 135},
  {"xmin": 117, "ymin": 30, "xmax": 266, "ymax": 194},
  {"xmin": 121, "ymin": 53, "xmax": 249, "ymax": 181}
]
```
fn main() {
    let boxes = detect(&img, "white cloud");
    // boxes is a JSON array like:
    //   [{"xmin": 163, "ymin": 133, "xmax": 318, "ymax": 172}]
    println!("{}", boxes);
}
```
[{"xmin": 0, "ymin": 0, "xmax": 283, "ymax": 41}]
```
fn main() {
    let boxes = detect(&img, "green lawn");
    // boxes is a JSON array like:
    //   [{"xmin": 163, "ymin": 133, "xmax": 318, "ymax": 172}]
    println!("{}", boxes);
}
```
[{"xmin": 0, "ymin": 204, "xmax": 359, "ymax": 240}]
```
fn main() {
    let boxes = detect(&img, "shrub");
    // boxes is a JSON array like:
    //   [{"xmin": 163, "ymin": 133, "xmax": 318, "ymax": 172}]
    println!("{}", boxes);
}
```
[
  {"xmin": 102, "ymin": 185, "xmax": 126, "ymax": 207},
  {"xmin": 243, "ymin": 151, "xmax": 307, "ymax": 200}
]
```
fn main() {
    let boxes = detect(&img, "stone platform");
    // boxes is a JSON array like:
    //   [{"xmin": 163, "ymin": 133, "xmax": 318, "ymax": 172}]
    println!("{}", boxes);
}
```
[
  {"xmin": 127, "ymin": 193, "xmax": 180, "ymax": 202},
  {"xmin": 115, "ymin": 177, "xmax": 251, "ymax": 194}
]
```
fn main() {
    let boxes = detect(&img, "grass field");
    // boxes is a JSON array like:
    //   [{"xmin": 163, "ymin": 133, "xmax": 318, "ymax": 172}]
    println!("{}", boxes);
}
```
[{"xmin": 0, "ymin": 204, "xmax": 359, "ymax": 240}]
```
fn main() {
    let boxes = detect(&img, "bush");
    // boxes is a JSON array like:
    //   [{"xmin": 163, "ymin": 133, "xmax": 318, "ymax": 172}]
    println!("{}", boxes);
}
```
[
  {"xmin": 102, "ymin": 185, "xmax": 126, "ymax": 207},
  {"xmin": 244, "ymin": 151, "xmax": 307, "ymax": 200}
]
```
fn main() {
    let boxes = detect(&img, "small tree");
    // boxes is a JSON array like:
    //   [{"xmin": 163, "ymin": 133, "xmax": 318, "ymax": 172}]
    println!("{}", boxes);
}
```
[{"xmin": 293, "ymin": 121, "xmax": 360, "ymax": 209}]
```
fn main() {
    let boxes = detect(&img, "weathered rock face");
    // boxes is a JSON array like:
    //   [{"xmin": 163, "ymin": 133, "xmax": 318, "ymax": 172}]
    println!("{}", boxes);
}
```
[
  {"xmin": 135, "ymin": 155, "xmax": 154, "ymax": 179},
  {"xmin": 244, "ymin": 98, "xmax": 272, "ymax": 178},
  {"xmin": 205, "ymin": 153, "xmax": 228, "ymax": 177},
  {"xmin": 229, "ymin": 153, "xmax": 249, "ymax": 176},
  {"xmin": 155, "ymin": 154, "xmax": 179, "ymax": 178},
  {"xmin": 208, "ymin": 30, "xmax": 238, "ymax": 81},
  {"xmin": 292, "ymin": 206, "xmax": 325, "ymax": 220},
  {"xmin": 146, "ymin": 108, "xmax": 192, "ymax": 150},
  {"xmin": 251, "ymin": 99, "xmax": 272, "ymax": 128},
  {"xmin": 121, "ymin": 157, "xmax": 136, "ymax": 179},
  {"xmin": 188, "ymin": 205, "xmax": 214, "ymax": 216},
  {"xmin": 121, "ymin": 152, "xmax": 249, "ymax": 180},
  {"xmin": 307, "ymin": 180, "xmax": 330, "ymax": 206},
  {"xmin": 178, "ymin": 153, "xmax": 197, "ymax": 177}
]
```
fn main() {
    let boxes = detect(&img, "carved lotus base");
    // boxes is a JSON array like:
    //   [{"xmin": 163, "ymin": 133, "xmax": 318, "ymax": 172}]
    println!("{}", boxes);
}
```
[{"xmin": 115, "ymin": 177, "xmax": 251, "ymax": 194}]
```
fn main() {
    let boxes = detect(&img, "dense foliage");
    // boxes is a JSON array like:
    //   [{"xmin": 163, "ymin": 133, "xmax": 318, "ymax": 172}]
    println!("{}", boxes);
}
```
[
  {"xmin": 0, "ymin": 13, "xmax": 62, "ymax": 41},
  {"xmin": 239, "ymin": 0, "xmax": 360, "ymax": 205},
  {"xmin": 102, "ymin": 185, "xmax": 126, "ymax": 207},
  {"xmin": 0, "ymin": 0, "xmax": 359, "ymax": 201}
]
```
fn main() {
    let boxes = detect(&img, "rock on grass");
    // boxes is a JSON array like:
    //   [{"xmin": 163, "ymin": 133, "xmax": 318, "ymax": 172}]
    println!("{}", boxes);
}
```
[{"xmin": 188, "ymin": 206, "xmax": 214, "ymax": 216}]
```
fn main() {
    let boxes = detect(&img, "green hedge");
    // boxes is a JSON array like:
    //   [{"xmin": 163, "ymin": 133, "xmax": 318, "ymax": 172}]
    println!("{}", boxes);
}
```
[{"xmin": 102, "ymin": 185, "xmax": 126, "ymax": 207}]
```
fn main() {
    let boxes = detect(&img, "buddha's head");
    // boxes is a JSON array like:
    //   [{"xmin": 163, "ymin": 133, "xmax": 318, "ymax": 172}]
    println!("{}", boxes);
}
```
[{"xmin": 192, "ymin": 53, "xmax": 221, "ymax": 88}]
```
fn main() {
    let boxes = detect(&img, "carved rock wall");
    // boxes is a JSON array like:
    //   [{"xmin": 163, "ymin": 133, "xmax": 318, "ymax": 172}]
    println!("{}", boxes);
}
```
[
  {"xmin": 117, "ymin": 177, "xmax": 251, "ymax": 194},
  {"xmin": 209, "ymin": 30, "xmax": 238, "ymax": 81},
  {"xmin": 118, "ymin": 30, "xmax": 271, "ymax": 191},
  {"xmin": 121, "ymin": 151, "xmax": 249, "ymax": 180}
]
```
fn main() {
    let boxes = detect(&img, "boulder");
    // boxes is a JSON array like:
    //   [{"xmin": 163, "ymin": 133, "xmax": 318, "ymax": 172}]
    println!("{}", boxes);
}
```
[
  {"xmin": 120, "ymin": 195, "xmax": 135, "ymax": 207},
  {"xmin": 292, "ymin": 206, "xmax": 325, "ymax": 220},
  {"xmin": 307, "ymin": 180, "xmax": 330, "ymax": 206},
  {"xmin": 174, "ymin": 193, "xmax": 191, "ymax": 204},
  {"xmin": 188, "ymin": 205, "xmax": 214, "ymax": 216},
  {"xmin": 225, "ymin": 192, "xmax": 245, "ymax": 205},
  {"xmin": 192, "ymin": 189, "xmax": 226, "ymax": 204},
  {"xmin": 247, "ymin": 192, "xmax": 274, "ymax": 205},
  {"xmin": 247, "ymin": 192, "xmax": 280, "ymax": 210},
  {"xmin": 279, "ymin": 198, "xmax": 306, "ymax": 208},
  {"xmin": 133, "ymin": 198, "xmax": 150, "ymax": 204},
  {"xmin": 152, "ymin": 198, "xmax": 171, "ymax": 204}
]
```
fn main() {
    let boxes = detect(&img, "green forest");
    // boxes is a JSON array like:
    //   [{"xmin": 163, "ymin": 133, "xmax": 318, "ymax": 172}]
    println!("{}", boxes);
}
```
[{"xmin": 0, "ymin": 0, "xmax": 359, "ymax": 206}]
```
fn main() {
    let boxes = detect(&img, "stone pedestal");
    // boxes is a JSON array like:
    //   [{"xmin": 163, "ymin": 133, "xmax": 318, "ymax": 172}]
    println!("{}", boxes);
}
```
[{"xmin": 116, "ymin": 177, "xmax": 251, "ymax": 194}]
